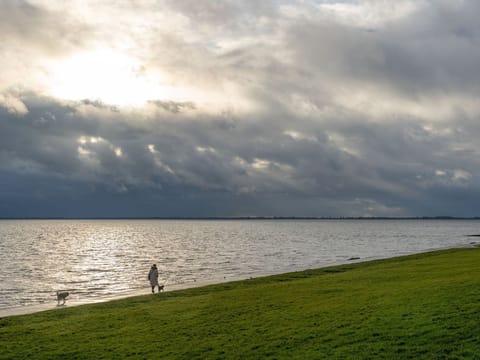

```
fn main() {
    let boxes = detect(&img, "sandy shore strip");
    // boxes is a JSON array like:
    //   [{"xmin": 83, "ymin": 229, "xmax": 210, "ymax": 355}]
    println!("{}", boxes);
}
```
[{"xmin": 0, "ymin": 278, "xmax": 245, "ymax": 318}]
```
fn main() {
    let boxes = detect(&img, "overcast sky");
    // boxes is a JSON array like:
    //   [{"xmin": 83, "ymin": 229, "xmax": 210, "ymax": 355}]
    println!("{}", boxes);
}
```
[{"xmin": 1, "ymin": 0, "xmax": 480, "ymax": 218}]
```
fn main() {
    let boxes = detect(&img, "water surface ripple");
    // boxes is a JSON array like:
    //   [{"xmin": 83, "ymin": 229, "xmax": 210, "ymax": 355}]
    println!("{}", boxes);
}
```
[{"xmin": 0, "ymin": 219, "xmax": 476, "ymax": 308}]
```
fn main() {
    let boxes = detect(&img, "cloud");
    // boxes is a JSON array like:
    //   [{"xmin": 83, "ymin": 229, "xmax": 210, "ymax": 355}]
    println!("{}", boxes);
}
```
[
  {"xmin": 1, "ymin": 0, "xmax": 480, "ymax": 217},
  {"xmin": 0, "ymin": 92, "xmax": 28, "ymax": 115},
  {"xmin": 0, "ymin": 0, "xmax": 92, "ymax": 96}
]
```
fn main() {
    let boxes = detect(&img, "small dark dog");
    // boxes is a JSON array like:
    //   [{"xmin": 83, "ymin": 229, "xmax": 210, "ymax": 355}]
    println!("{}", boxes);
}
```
[
  {"xmin": 56, "ymin": 291, "xmax": 69, "ymax": 305},
  {"xmin": 158, "ymin": 285, "xmax": 165, "ymax": 292}
]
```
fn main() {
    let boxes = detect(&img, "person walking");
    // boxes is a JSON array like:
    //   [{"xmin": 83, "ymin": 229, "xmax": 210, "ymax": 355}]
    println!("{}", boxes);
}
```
[{"xmin": 148, "ymin": 264, "xmax": 160, "ymax": 293}]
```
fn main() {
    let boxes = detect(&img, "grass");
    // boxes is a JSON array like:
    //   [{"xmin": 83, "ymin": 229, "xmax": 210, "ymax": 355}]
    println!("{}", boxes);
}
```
[{"xmin": 2, "ymin": 248, "xmax": 480, "ymax": 359}]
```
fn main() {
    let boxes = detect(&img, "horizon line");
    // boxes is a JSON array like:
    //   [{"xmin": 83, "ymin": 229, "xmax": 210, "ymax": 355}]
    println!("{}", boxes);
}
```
[{"xmin": 1, "ymin": 216, "xmax": 479, "ymax": 220}]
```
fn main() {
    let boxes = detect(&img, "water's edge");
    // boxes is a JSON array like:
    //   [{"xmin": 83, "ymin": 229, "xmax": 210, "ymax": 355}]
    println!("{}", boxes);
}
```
[{"xmin": 1, "ymin": 244, "xmax": 472, "ymax": 318}]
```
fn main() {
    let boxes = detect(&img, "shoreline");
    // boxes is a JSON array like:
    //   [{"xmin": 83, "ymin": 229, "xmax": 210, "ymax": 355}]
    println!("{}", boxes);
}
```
[
  {"xmin": 1, "ymin": 244, "xmax": 475, "ymax": 319},
  {"xmin": 0, "ymin": 278, "xmax": 235, "ymax": 318},
  {"xmin": 4, "ymin": 246, "xmax": 480, "ymax": 358}
]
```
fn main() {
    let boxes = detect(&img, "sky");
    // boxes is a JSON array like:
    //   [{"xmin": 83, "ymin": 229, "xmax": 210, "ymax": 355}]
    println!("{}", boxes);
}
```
[{"xmin": 1, "ymin": 0, "xmax": 480, "ymax": 218}]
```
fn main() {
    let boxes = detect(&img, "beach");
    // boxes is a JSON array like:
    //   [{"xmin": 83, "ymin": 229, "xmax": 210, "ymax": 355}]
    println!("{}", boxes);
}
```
[{"xmin": 0, "ymin": 277, "xmax": 243, "ymax": 318}]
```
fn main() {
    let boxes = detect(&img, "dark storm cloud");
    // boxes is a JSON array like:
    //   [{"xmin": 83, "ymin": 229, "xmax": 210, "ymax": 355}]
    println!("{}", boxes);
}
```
[
  {"xmin": 2, "ymin": 1, "xmax": 480, "ymax": 217},
  {"xmin": 2, "ymin": 89, "xmax": 480, "ymax": 217},
  {"xmin": 374, "ymin": 1, "xmax": 480, "ymax": 96},
  {"xmin": 278, "ymin": 1, "xmax": 480, "ymax": 101}
]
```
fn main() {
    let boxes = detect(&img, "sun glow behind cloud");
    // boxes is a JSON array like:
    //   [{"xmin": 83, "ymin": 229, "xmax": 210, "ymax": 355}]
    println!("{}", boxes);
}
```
[{"xmin": 47, "ymin": 48, "xmax": 182, "ymax": 106}]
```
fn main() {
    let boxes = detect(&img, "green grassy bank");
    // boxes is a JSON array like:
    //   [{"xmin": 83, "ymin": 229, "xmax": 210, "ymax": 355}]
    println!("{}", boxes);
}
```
[{"xmin": 2, "ymin": 248, "xmax": 480, "ymax": 359}]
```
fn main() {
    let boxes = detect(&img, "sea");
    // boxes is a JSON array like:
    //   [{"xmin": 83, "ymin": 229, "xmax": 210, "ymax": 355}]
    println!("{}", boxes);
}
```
[{"xmin": 0, "ymin": 219, "xmax": 478, "ymax": 310}]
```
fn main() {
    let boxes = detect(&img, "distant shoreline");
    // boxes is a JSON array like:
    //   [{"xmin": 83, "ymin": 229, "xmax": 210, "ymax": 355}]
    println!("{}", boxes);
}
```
[{"xmin": 1, "ymin": 216, "xmax": 480, "ymax": 221}]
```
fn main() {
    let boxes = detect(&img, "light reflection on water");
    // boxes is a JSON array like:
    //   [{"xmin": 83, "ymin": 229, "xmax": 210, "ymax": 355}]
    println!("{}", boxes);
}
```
[{"xmin": 0, "ymin": 219, "xmax": 477, "ymax": 308}]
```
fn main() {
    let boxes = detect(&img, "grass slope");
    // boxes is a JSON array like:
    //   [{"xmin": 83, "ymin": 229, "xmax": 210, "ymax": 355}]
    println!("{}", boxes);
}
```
[{"xmin": 2, "ymin": 248, "xmax": 480, "ymax": 359}]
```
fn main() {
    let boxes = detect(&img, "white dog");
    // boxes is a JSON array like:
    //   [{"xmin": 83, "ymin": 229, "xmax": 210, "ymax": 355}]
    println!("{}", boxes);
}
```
[{"xmin": 56, "ymin": 291, "xmax": 69, "ymax": 305}]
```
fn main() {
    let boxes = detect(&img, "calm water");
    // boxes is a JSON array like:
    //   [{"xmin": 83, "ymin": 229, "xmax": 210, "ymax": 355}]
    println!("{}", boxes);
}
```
[{"xmin": 0, "ymin": 219, "xmax": 478, "ymax": 309}]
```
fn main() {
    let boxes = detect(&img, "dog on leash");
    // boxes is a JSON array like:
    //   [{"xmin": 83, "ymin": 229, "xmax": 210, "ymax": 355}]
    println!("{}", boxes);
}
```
[
  {"xmin": 158, "ymin": 285, "xmax": 165, "ymax": 292},
  {"xmin": 56, "ymin": 291, "xmax": 69, "ymax": 305}
]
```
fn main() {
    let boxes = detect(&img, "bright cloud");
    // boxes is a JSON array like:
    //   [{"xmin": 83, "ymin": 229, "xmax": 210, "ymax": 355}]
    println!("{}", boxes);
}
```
[{"xmin": 47, "ymin": 48, "xmax": 168, "ymax": 106}]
